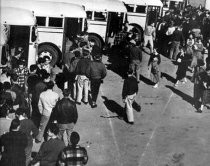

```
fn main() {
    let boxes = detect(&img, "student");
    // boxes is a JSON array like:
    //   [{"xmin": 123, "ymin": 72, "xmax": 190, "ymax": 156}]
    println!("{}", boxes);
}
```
[
  {"xmin": 174, "ymin": 47, "xmax": 190, "ymax": 87},
  {"xmin": 122, "ymin": 69, "xmax": 138, "ymax": 125},
  {"xmin": 58, "ymin": 131, "xmax": 88, "ymax": 166},
  {"xmin": 148, "ymin": 48, "xmax": 161, "ymax": 88}
]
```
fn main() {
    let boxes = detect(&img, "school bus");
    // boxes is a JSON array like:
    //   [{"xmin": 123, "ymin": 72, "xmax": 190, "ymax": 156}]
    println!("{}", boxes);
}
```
[
  {"xmin": 0, "ymin": 7, "xmax": 37, "ymax": 68},
  {"xmin": 121, "ymin": 0, "xmax": 163, "ymax": 38},
  {"xmin": 2, "ymin": 0, "xmax": 86, "ymax": 66},
  {"xmin": 37, "ymin": 0, "xmax": 127, "ymax": 48}
]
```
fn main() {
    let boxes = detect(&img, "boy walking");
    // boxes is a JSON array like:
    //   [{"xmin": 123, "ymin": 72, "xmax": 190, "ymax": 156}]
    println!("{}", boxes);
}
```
[{"xmin": 122, "ymin": 69, "xmax": 139, "ymax": 125}]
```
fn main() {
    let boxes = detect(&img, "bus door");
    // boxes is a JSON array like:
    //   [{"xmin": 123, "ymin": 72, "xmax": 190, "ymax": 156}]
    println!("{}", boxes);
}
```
[
  {"xmin": 106, "ymin": 12, "xmax": 124, "ymax": 42},
  {"xmin": 63, "ymin": 17, "xmax": 83, "ymax": 54},
  {"xmin": 146, "ymin": 6, "xmax": 161, "ymax": 27}
]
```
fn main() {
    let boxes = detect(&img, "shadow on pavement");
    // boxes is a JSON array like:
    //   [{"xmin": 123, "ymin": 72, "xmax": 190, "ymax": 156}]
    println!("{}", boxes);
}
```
[
  {"xmin": 140, "ymin": 74, "xmax": 154, "ymax": 85},
  {"xmin": 161, "ymin": 72, "xmax": 176, "ymax": 84},
  {"xmin": 101, "ymin": 96, "xmax": 125, "ymax": 121},
  {"xmin": 165, "ymin": 85, "xmax": 194, "ymax": 105}
]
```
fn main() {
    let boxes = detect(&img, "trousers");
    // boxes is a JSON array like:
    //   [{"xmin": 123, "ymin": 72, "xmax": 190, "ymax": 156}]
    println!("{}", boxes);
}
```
[
  {"xmin": 125, "ymin": 93, "xmax": 136, "ymax": 122},
  {"xmin": 76, "ymin": 75, "xmax": 89, "ymax": 103}
]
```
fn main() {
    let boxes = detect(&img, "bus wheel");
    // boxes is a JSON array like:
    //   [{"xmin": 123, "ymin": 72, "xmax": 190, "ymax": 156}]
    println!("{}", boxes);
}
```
[
  {"xmin": 88, "ymin": 35, "xmax": 102, "ymax": 49},
  {"xmin": 38, "ymin": 45, "xmax": 59, "ymax": 66}
]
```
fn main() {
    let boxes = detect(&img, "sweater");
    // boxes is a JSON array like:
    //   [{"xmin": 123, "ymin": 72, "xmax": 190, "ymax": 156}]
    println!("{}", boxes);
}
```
[{"xmin": 122, "ymin": 75, "xmax": 138, "ymax": 99}]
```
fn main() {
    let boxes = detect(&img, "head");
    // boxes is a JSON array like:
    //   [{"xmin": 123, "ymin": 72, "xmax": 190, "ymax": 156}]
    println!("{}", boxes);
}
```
[
  {"xmin": 179, "ymin": 46, "xmax": 185, "ymax": 54},
  {"xmin": 3, "ymin": 81, "xmax": 11, "ymax": 91},
  {"xmin": 43, "ymin": 56, "xmax": 51, "ymax": 65},
  {"xmin": 89, "ymin": 39, "xmax": 95, "ymax": 46},
  {"xmin": 10, "ymin": 119, "xmax": 20, "ymax": 131},
  {"xmin": 130, "ymin": 40, "xmax": 136, "ymax": 46},
  {"xmin": 70, "ymin": 131, "xmax": 80, "ymax": 146},
  {"xmin": 63, "ymin": 89, "xmax": 70, "ymax": 98},
  {"xmin": 42, "ymin": 72, "xmax": 51, "ymax": 82},
  {"xmin": 153, "ymin": 48, "xmax": 158, "ymax": 54},
  {"xmin": 188, "ymin": 33, "xmax": 193, "ymax": 39},
  {"xmin": 37, "ymin": 57, "xmax": 45, "ymax": 66},
  {"xmin": 150, "ymin": 22, "xmax": 155, "ymax": 27},
  {"xmin": 18, "ymin": 60, "xmax": 25, "ymax": 69},
  {"xmin": 82, "ymin": 47, "xmax": 90, "ymax": 57},
  {"xmin": 74, "ymin": 50, "xmax": 81, "ymax": 58},
  {"xmin": 79, "ymin": 41, "xmax": 88, "ymax": 48},
  {"xmin": 15, "ymin": 108, "xmax": 27, "ymax": 119},
  {"xmin": 11, "ymin": 74, "xmax": 18, "ymax": 83},
  {"xmin": 46, "ymin": 81, "xmax": 54, "ymax": 90},
  {"xmin": 196, "ymin": 37, "xmax": 202, "ymax": 43},
  {"xmin": 47, "ymin": 123, "xmax": 59, "ymax": 138},
  {"xmin": 30, "ymin": 64, "xmax": 38, "ymax": 73}
]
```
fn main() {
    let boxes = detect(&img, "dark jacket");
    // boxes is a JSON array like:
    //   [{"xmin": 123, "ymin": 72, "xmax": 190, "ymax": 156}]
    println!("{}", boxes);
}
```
[
  {"xmin": 75, "ymin": 58, "xmax": 91, "ymax": 76},
  {"xmin": 129, "ymin": 46, "xmax": 142, "ymax": 61},
  {"xmin": 122, "ymin": 75, "xmax": 138, "ymax": 99},
  {"xmin": 86, "ymin": 60, "xmax": 107, "ymax": 80},
  {"xmin": 171, "ymin": 29, "xmax": 184, "ymax": 43},
  {"xmin": 0, "ymin": 131, "xmax": 28, "ymax": 166},
  {"xmin": 51, "ymin": 97, "xmax": 78, "ymax": 124},
  {"xmin": 32, "ymin": 138, "xmax": 65, "ymax": 166}
]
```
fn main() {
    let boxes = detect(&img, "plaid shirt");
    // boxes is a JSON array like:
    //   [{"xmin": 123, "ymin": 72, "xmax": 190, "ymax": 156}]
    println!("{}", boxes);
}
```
[
  {"xmin": 58, "ymin": 145, "xmax": 88, "ymax": 166},
  {"xmin": 14, "ymin": 67, "xmax": 29, "ymax": 87}
]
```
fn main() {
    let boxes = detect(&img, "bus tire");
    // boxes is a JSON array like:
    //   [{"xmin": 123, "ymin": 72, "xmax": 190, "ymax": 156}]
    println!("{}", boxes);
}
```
[
  {"xmin": 38, "ymin": 45, "xmax": 59, "ymax": 66},
  {"xmin": 88, "ymin": 34, "xmax": 102, "ymax": 49}
]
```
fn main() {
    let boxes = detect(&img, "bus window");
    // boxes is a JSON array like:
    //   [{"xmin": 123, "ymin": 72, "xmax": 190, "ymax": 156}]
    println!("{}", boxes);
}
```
[
  {"xmin": 136, "ymin": 5, "xmax": 146, "ymax": 13},
  {"xmin": 86, "ymin": 11, "xmax": 93, "ymax": 20},
  {"xmin": 125, "ymin": 4, "xmax": 135, "ymax": 12},
  {"xmin": 37, "ymin": 17, "xmax": 46, "ymax": 26},
  {"xmin": 48, "ymin": 17, "xmax": 63, "ymax": 27},
  {"xmin": 94, "ymin": 12, "xmax": 106, "ymax": 21}
]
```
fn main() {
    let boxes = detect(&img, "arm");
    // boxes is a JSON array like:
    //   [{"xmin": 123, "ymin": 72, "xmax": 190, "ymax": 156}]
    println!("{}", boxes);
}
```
[
  {"xmin": 101, "ymin": 64, "xmax": 107, "ymax": 80},
  {"xmin": 38, "ymin": 98, "xmax": 43, "ymax": 114},
  {"xmin": 122, "ymin": 80, "xmax": 128, "ymax": 100},
  {"xmin": 30, "ymin": 120, "xmax": 39, "ymax": 138},
  {"xmin": 82, "ymin": 147, "xmax": 88, "ymax": 165}
]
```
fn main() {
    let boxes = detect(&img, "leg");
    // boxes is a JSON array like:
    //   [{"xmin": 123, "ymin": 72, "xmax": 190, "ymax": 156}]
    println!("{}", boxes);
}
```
[
  {"xmin": 36, "ymin": 115, "xmax": 50, "ymax": 142},
  {"xmin": 83, "ymin": 79, "xmax": 89, "ymax": 103},
  {"xmin": 65, "ymin": 123, "xmax": 75, "ymax": 145},
  {"xmin": 76, "ymin": 78, "xmax": 84, "ymax": 103},
  {"xmin": 173, "ymin": 42, "xmax": 180, "ymax": 60},
  {"xmin": 169, "ymin": 42, "xmax": 175, "ymax": 59},
  {"xmin": 91, "ymin": 79, "xmax": 101, "ymax": 105},
  {"xmin": 125, "ymin": 94, "xmax": 135, "ymax": 123}
]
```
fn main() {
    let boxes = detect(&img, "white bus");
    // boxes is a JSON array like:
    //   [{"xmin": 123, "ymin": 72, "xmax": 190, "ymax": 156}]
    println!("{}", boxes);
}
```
[
  {"xmin": 121, "ymin": 0, "xmax": 163, "ymax": 37},
  {"xmin": 37, "ymin": 0, "xmax": 127, "ymax": 48},
  {"xmin": 161, "ymin": 0, "xmax": 184, "ymax": 14},
  {"xmin": 2, "ymin": 0, "xmax": 86, "ymax": 65},
  {"xmin": 0, "ymin": 7, "xmax": 37, "ymax": 68}
]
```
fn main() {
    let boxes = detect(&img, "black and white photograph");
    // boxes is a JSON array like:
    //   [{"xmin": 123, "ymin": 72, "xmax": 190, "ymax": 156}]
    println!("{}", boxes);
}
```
[{"xmin": 0, "ymin": 0, "xmax": 210, "ymax": 165}]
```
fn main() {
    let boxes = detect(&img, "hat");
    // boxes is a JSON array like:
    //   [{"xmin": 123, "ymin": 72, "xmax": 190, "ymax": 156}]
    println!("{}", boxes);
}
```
[{"xmin": 130, "ymin": 40, "xmax": 136, "ymax": 45}]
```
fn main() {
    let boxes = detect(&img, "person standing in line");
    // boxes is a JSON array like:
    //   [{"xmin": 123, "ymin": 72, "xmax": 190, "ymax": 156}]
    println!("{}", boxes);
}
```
[
  {"xmin": 169, "ymin": 26, "xmax": 185, "ymax": 60},
  {"xmin": 32, "ymin": 123, "xmax": 65, "ymax": 166},
  {"xmin": 36, "ymin": 81, "xmax": 59, "ymax": 143},
  {"xmin": 122, "ymin": 69, "xmax": 139, "ymax": 125},
  {"xmin": 0, "ymin": 104, "xmax": 12, "ymax": 137},
  {"xmin": 129, "ymin": 40, "xmax": 142, "ymax": 83},
  {"xmin": 58, "ymin": 131, "xmax": 88, "ymax": 166},
  {"xmin": 0, "ymin": 119, "xmax": 28, "ymax": 166},
  {"xmin": 86, "ymin": 50, "xmax": 107, "ymax": 108},
  {"xmin": 51, "ymin": 89, "xmax": 78, "ymax": 145},
  {"xmin": 174, "ymin": 47, "xmax": 190, "ymax": 87},
  {"xmin": 148, "ymin": 48, "xmax": 161, "ymax": 88},
  {"xmin": 75, "ymin": 48, "xmax": 91, "ymax": 105},
  {"xmin": 15, "ymin": 108, "xmax": 39, "ymax": 166},
  {"xmin": 143, "ymin": 22, "xmax": 156, "ymax": 53},
  {"xmin": 31, "ymin": 71, "xmax": 50, "ymax": 127}
]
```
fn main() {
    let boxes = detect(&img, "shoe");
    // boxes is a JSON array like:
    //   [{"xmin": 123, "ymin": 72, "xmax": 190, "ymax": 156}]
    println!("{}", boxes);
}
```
[
  {"xmin": 76, "ymin": 102, "xmax": 81, "ymax": 105},
  {"xmin": 196, "ymin": 108, "xmax": 202, "ymax": 113},
  {"xmin": 82, "ymin": 100, "xmax": 88, "ymax": 105},
  {"xmin": 128, "ymin": 121, "xmax": 134, "ymax": 125},
  {"xmin": 153, "ymin": 84, "xmax": 158, "ymax": 88},
  {"xmin": 91, "ymin": 103, "xmax": 97, "ymax": 108}
]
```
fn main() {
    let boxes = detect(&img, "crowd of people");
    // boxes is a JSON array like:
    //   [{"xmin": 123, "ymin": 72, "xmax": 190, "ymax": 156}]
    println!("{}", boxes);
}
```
[
  {"xmin": 0, "ymin": 4, "xmax": 210, "ymax": 166},
  {"xmin": 0, "ymin": 32, "xmax": 108, "ymax": 165}
]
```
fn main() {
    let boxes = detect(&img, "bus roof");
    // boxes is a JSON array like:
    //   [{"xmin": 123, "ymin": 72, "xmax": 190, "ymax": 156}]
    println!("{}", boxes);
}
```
[
  {"xmin": 36, "ymin": 0, "xmax": 127, "ymax": 13},
  {"xmin": 2, "ymin": 0, "xmax": 86, "ymax": 18},
  {"xmin": 121, "ymin": 0, "xmax": 146, "ymax": 6},
  {"xmin": 1, "ymin": 7, "xmax": 36, "ymax": 25},
  {"xmin": 143, "ymin": 0, "xmax": 163, "ymax": 7}
]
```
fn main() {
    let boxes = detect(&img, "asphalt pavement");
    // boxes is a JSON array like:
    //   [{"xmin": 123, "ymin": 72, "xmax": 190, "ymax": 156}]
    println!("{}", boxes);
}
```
[{"xmin": 33, "ymin": 48, "xmax": 210, "ymax": 166}]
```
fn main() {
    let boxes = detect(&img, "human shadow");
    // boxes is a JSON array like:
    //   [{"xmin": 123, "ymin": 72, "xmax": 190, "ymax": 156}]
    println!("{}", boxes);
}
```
[
  {"xmin": 161, "ymin": 72, "xmax": 176, "ymax": 84},
  {"xmin": 140, "ymin": 74, "xmax": 154, "ymax": 85},
  {"xmin": 101, "ymin": 96, "xmax": 125, "ymax": 121},
  {"xmin": 165, "ymin": 85, "xmax": 194, "ymax": 105}
]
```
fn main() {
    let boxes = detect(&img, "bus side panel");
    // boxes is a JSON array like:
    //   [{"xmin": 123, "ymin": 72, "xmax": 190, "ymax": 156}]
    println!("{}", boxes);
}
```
[
  {"xmin": 127, "ymin": 12, "xmax": 147, "ymax": 30},
  {"xmin": 87, "ymin": 20, "xmax": 107, "ymax": 42},
  {"xmin": 37, "ymin": 28, "xmax": 63, "ymax": 51}
]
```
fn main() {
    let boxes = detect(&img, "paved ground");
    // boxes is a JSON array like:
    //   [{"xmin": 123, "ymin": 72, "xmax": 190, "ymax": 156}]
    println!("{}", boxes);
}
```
[{"xmin": 33, "ymin": 48, "xmax": 210, "ymax": 166}]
